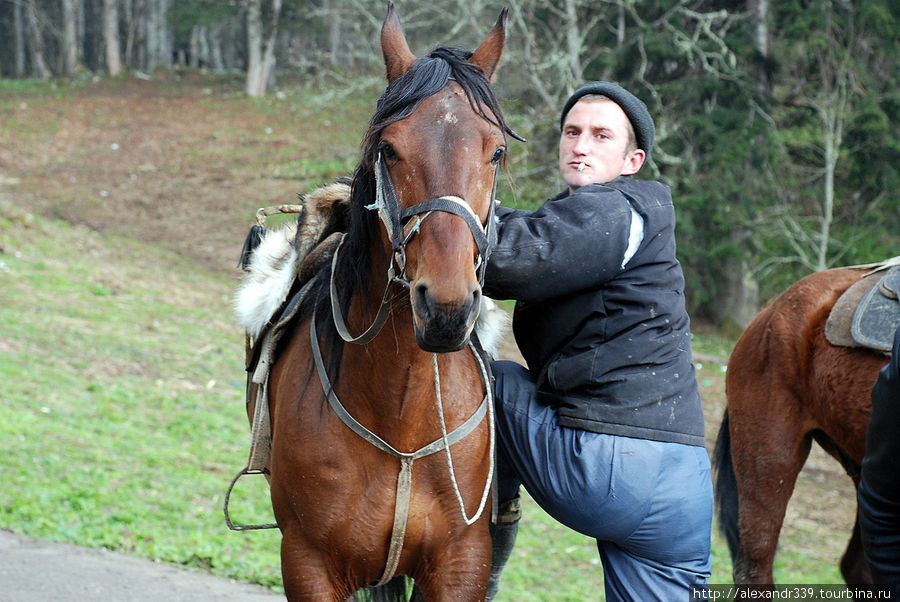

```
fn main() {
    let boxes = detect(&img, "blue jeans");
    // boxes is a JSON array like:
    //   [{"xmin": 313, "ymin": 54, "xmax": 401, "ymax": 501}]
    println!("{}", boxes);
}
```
[{"xmin": 492, "ymin": 360, "xmax": 712, "ymax": 602}]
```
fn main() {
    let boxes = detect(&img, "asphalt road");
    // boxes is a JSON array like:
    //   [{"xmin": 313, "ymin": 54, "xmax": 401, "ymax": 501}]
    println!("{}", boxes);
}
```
[{"xmin": 0, "ymin": 530, "xmax": 281, "ymax": 601}]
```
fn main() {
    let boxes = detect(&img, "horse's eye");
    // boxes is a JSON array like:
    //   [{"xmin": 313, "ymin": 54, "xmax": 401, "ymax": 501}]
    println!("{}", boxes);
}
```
[
  {"xmin": 379, "ymin": 142, "xmax": 398, "ymax": 162},
  {"xmin": 490, "ymin": 147, "xmax": 506, "ymax": 165}
]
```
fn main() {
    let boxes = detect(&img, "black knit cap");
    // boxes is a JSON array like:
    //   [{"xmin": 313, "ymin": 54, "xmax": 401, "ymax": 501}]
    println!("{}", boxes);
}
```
[{"xmin": 560, "ymin": 81, "xmax": 655, "ymax": 158}]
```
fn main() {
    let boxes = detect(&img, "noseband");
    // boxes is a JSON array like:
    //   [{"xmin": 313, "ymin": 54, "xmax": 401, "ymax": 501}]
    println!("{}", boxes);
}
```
[
  {"xmin": 330, "ymin": 150, "xmax": 500, "ymax": 344},
  {"xmin": 370, "ymin": 152, "xmax": 498, "ymax": 286}
]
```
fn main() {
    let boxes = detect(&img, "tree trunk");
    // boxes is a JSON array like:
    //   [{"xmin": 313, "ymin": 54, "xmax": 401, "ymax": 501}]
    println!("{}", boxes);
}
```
[
  {"xmin": 750, "ymin": 0, "xmax": 772, "ymax": 93},
  {"xmin": 61, "ymin": 0, "xmax": 84, "ymax": 75},
  {"xmin": 719, "ymin": 252, "xmax": 759, "ymax": 328},
  {"xmin": 260, "ymin": 2, "xmax": 280, "ymax": 90},
  {"xmin": 208, "ymin": 22, "xmax": 225, "ymax": 72},
  {"xmin": 816, "ymin": 92, "xmax": 845, "ymax": 272},
  {"xmin": 14, "ymin": 0, "xmax": 26, "ymax": 77},
  {"xmin": 143, "ymin": 0, "xmax": 170, "ymax": 71},
  {"xmin": 157, "ymin": 0, "xmax": 172, "ymax": 69},
  {"xmin": 189, "ymin": 25, "xmax": 201, "ymax": 68},
  {"xmin": 563, "ymin": 0, "xmax": 584, "ymax": 84},
  {"xmin": 246, "ymin": 0, "xmax": 282, "ymax": 97},
  {"xmin": 145, "ymin": 0, "xmax": 159, "ymax": 70},
  {"xmin": 25, "ymin": 0, "xmax": 52, "ymax": 79},
  {"xmin": 124, "ymin": 0, "xmax": 135, "ymax": 67},
  {"xmin": 104, "ymin": 0, "xmax": 124, "ymax": 76},
  {"xmin": 326, "ymin": 0, "xmax": 341, "ymax": 67},
  {"xmin": 246, "ymin": 0, "xmax": 263, "ymax": 93}
]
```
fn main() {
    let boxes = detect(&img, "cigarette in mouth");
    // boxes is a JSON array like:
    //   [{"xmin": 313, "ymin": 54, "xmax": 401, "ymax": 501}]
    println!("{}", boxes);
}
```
[{"xmin": 577, "ymin": 163, "xmax": 585, "ymax": 172}]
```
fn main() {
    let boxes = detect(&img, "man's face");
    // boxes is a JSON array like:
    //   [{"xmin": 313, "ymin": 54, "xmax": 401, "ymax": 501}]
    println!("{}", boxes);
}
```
[{"xmin": 558, "ymin": 99, "xmax": 645, "ymax": 192}]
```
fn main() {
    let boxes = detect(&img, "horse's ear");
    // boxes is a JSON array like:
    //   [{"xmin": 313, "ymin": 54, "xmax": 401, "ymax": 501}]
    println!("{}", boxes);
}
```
[
  {"xmin": 381, "ymin": 2, "xmax": 416, "ymax": 83},
  {"xmin": 469, "ymin": 8, "xmax": 508, "ymax": 81}
]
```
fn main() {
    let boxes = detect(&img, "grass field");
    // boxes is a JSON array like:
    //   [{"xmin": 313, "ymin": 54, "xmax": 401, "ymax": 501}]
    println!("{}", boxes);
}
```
[{"xmin": 0, "ymin": 75, "xmax": 857, "ymax": 599}]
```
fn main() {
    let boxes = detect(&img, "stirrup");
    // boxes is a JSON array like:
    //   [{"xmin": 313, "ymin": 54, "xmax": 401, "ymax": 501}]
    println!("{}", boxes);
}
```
[{"xmin": 223, "ymin": 467, "xmax": 278, "ymax": 531}]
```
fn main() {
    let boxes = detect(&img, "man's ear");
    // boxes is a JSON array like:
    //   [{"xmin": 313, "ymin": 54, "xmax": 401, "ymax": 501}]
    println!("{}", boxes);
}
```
[{"xmin": 621, "ymin": 149, "xmax": 646, "ymax": 176}]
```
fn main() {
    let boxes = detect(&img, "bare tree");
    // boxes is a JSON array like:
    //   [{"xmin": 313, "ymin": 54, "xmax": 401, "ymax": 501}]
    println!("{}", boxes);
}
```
[
  {"xmin": 104, "ymin": 0, "xmax": 124, "ymax": 75},
  {"xmin": 246, "ymin": 0, "xmax": 283, "ymax": 97},
  {"xmin": 24, "ymin": 0, "xmax": 52, "ymax": 79},
  {"xmin": 762, "ymin": 3, "xmax": 862, "ymax": 273},
  {"xmin": 61, "ymin": 0, "xmax": 85, "ymax": 75}
]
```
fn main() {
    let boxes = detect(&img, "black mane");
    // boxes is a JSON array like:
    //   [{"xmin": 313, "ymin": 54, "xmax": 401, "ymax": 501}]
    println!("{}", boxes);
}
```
[{"xmin": 301, "ymin": 45, "xmax": 517, "ymax": 378}]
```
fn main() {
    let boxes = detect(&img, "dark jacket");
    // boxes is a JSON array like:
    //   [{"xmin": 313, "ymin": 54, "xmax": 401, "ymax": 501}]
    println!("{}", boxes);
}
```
[
  {"xmin": 484, "ymin": 176, "xmax": 705, "ymax": 446},
  {"xmin": 858, "ymin": 325, "xmax": 900, "ymax": 592}
]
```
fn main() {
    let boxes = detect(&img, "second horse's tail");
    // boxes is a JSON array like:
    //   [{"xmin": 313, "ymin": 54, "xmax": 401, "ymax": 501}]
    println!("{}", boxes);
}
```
[{"xmin": 714, "ymin": 409, "xmax": 741, "ymax": 563}]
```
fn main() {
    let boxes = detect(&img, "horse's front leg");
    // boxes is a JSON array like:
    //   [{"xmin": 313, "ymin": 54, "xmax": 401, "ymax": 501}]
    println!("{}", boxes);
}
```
[
  {"xmin": 413, "ymin": 525, "xmax": 492, "ymax": 601},
  {"xmin": 279, "ymin": 521, "xmax": 351, "ymax": 602}
]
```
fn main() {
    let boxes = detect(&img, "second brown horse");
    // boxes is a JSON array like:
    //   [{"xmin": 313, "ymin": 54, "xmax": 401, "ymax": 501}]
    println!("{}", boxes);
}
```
[{"xmin": 715, "ymin": 265, "xmax": 892, "ymax": 586}]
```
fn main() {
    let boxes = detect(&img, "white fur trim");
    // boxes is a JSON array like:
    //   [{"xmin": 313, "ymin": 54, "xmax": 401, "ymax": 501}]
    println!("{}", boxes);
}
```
[
  {"xmin": 475, "ymin": 298, "xmax": 511, "ymax": 359},
  {"xmin": 234, "ymin": 224, "xmax": 298, "ymax": 338}
]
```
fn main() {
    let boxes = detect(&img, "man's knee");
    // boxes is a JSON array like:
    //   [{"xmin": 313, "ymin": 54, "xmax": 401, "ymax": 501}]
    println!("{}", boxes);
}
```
[{"xmin": 490, "ymin": 360, "xmax": 533, "ymax": 404}]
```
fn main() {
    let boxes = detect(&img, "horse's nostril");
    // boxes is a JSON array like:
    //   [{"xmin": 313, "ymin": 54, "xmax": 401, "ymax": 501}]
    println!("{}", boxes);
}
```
[{"xmin": 414, "ymin": 283, "xmax": 430, "ymax": 317}]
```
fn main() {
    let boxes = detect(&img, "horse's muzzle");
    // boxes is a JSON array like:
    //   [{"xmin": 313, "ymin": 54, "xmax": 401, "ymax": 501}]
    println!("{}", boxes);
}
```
[{"xmin": 413, "ymin": 284, "xmax": 482, "ymax": 352}]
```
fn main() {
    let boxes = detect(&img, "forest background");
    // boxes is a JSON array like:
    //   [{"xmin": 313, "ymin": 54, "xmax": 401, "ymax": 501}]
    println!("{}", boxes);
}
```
[{"xmin": 2, "ymin": 0, "xmax": 898, "ymax": 326}]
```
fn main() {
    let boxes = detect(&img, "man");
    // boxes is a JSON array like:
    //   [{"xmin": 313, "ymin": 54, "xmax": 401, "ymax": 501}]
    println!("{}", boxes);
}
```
[
  {"xmin": 483, "ymin": 82, "xmax": 712, "ymax": 600},
  {"xmin": 858, "ymin": 324, "xmax": 900, "ymax": 595}
]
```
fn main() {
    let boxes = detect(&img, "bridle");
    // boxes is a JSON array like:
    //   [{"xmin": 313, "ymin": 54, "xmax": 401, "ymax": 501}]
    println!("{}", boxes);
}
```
[{"xmin": 329, "ymin": 149, "xmax": 500, "ymax": 344}]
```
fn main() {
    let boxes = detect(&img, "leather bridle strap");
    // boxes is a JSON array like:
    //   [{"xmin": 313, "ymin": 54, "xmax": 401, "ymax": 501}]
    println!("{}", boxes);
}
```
[
  {"xmin": 328, "ymin": 233, "xmax": 399, "ymax": 345},
  {"xmin": 399, "ymin": 195, "xmax": 490, "ymax": 262}
]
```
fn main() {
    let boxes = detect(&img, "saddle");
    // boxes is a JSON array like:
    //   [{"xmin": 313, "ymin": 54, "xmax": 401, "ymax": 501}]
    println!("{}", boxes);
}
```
[{"xmin": 825, "ymin": 260, "xmax": 900, "ymax": 355}]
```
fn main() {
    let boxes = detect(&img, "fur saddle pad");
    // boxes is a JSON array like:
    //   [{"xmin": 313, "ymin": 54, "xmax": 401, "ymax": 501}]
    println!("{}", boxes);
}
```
[
  {"xmin": 234, "ymin": 182, "xmax": 510, "ymax": 358},
  {"xmin": 825, "ymin": 259, "xmax": 900, "ymax": 355}
]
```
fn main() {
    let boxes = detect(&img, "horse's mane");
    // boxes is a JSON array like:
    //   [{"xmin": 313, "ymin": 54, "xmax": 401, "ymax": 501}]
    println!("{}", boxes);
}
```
[{"xmin": 299, "ymin": 45, "xmax": 517, "ymax": 378}]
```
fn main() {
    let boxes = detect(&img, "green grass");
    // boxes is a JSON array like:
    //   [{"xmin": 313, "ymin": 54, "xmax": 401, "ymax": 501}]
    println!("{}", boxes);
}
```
[{"xmin": 0, "ymin": 204, "xmax": 283, "ymax": 588}]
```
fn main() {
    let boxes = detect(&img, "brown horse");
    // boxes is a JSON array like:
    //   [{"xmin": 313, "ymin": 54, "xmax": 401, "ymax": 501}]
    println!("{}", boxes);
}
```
[
  {"xmin": 253, "ymin": 5, "xmax": 518, "ymax": 600},
  {"xmin": 715, "ymin": 265, "xmax": 892, "ymax": 585}
]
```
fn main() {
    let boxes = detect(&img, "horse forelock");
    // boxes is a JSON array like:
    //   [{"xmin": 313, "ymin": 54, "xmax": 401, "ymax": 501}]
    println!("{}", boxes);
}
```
[{"xmin": 362, "ymin": 45, "xmax": 514, "ymax": 170}]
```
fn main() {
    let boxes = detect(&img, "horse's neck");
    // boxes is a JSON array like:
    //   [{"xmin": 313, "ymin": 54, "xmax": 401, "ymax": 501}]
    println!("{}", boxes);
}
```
[{"xmin": 337, "ymin": 307, "xmax": 445, "ymax": 438}]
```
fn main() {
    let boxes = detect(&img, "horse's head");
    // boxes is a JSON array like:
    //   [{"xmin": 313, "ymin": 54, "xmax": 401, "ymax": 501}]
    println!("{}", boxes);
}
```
[{"xmin": 371, "ymin": 3, "xmax": 511, "ymax": 353}]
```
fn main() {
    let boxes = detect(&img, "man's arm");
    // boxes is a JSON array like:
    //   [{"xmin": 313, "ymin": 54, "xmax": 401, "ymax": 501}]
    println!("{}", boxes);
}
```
[{"xmin": 483, "ymin": 186, "xmax": 632, "ymax": 302}]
